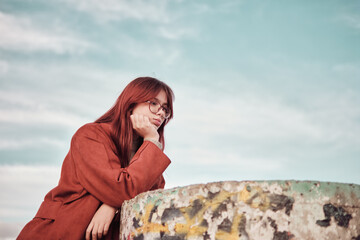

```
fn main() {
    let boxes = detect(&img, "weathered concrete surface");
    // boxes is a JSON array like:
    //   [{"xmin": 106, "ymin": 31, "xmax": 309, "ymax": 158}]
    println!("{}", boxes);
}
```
[{"xmin": 120, "ymin": 181, "xmax": 360, "ymax": 240}]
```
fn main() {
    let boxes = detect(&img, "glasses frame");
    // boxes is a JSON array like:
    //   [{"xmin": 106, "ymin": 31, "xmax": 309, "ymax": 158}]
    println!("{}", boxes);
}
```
[{"xmin": 145, "ymin": 100, "xmax": 171, "ymax": 119}]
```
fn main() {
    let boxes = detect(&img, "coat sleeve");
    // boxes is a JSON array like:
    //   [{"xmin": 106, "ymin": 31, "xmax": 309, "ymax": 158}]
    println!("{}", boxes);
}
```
[
  {"xmin": 71, "ymin": 127, "xmax": 171, "ymax": 208},
  {"xmin": 150, "ymin": 175, "xmax": 166, "ymax": 190}
]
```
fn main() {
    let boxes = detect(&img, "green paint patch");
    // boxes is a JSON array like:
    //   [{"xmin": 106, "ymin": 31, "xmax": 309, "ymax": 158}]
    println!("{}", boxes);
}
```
[
  {"xmin": 254, "ymin": 180, "xmax": 360, "ymax": 202},
  {"xmin": 133, "ymin": 203, "xmax": 140, "ymax": 211}
]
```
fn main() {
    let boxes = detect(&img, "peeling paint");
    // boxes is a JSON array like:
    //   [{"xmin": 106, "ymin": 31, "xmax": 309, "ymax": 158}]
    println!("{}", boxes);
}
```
[
  {"xmin": 120, "ymin": 181, "xmax": 360, "ymax": 240},
  {"xmin": 268, "ymin": 217, "xmax": 294, "ymax": 240},
  {"xmin": 268, "ymin": 194, "xmax": 294, "ymax": 216},
  {"xmin": 316, "ymin": 203, "xmax": 352, "ymax": 228}
]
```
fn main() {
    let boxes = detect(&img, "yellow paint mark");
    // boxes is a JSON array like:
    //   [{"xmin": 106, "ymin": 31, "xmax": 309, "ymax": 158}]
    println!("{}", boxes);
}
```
[
  {"xmin": 131, "ymin": 202, "xmax": 170, "ymax": 237},
  {"xmin": 215, "ymin": 213, "xmax": 246, "ymax": 240},
  {"xmin": 239, "ymin": 186, "xmax": 251, "ymax": 201},
  {"xmin": 174, "ymin": 223, "xmax": 207, "ymax": 236},
  {"xmin": 189, "ymin": 225, "xmax": 208, "ymax": 236},
  {"xmin": 215, "ymin": 231, "xmax": 240, "ymax": 240},
  {"xmin": 129, "ymin": 186, "xmax": 277, "ymax": 238}
]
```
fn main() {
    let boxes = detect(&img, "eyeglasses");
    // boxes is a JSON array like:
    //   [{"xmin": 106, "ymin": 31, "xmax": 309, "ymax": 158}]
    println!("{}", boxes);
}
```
[{"xmin": 146, "ymin": 100, "xmax": 171, "ymax": 119}]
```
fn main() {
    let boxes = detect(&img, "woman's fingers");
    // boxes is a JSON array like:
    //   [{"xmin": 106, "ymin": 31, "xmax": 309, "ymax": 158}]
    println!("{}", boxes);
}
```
[
  {"xmin": 131, "ymin": 114, "xmax": 151, "ymax": 128},
  {"xmin": 85, "ymin": 203, "xmax": 116, "ymax": 239},
  {"xmin": 97, "ymin": 223, "xmax": 103, "ymax": 239},
  {"xmin": 85, "ymin": 221, "xmax": 94, "ymax": 240},
  {"xmin": 86, "ymin": 222, "xmax": 104, "ymax": 240},
  {"xmin": 103, "ymin": 222, "xmax": 110, "ymax": 236},
  {"xmin": 130, "ymin": 114, "xmax": 159, "ymax": 140},
  {"xmin": 92, "ymin": 223, "xmax": 98, "ymax": 240}
]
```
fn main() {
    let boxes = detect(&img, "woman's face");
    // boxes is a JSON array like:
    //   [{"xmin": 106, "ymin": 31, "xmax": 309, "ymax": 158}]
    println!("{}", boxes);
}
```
[{"xmin": 132, "ymin": 89, "xmax": 168, "ymax": 129}]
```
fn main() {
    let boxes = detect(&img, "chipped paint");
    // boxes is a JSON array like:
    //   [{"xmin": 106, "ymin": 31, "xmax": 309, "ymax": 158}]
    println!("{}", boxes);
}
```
[{"xmin": 120, "ymin": 181, "xmax": 360, "ymax": 240}]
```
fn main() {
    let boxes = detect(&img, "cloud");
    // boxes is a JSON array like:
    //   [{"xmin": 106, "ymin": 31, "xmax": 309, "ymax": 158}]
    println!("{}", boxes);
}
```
[
  {"xmin": 0, "ymin": 66, "xmax": 136, "ymax": 153},
  {"xmin": 0, "ymin": 221, "xmax": 23, "ymax": 240},
  {"xmin": 173, "ymin": 92, "xmax": 322, "ymax": 141},
  {"xmin": 163, "ymin": 81, "xmax": 360, "ymax": 183},
  {"xmin": 0, "ymin": 108, "xmax": 88, "ymax": 127},
  {"xmin": 0, "ymin": 166, "xmax": 60, "ymax": 239},
  {"xmin": 332, "ymin": 62, "xmax": 360, "ymax": 77},
  {"xmin": 0, "ymin": 138, "xmax": 65, "ymax": 150},
  {"xmin": 169, "ymin": 146, "xmax": 283, "ymax": 171},
  {"xmin": 0, "ymin": 91, "xmax": 88, "ymax": 133},
  {"xmin": 62, "ymin": 0, "xmax": 198, "ymax": 42},
  {"xmin": 0, "ymin": 62, "xmax": 136, "ymax": 116},
  {"xmin": 158, "ymin": 26, "xmax": 196, "ymax": 40},
  {"xmin": 0, "ymin": 66, "xmax": 133, "ymax": 153},
  {"xmin": 190, "ymin": 1, "xmax": 243, "ymax": 14},
  {"xmin": 0, "ymin": 12, "xmax": 90, "ymax": 54},
  {"xmin": 114, "ymin": 35, "xmax": 182, "ymax": 66},
  {"xmin": 0, "ymin": 165, "xmax": 60, "ymax": 225},
  {"xmin": 0, "ymin": 90, "xmax": 40, "ymax": 109},
  {"xmin": 0, "ymin": 60, "xmax": 8, "ymax": 74},
  {"xmin": 341, "ymin": 14, "xmax": 360, "ymax": 29},
  {"xmin": 0, "ymin": 90, "xmax": 89, "ymax": 129},
  {"xmin": 64, "ymin": 0, "xmax": 171, "ymax": 23}
]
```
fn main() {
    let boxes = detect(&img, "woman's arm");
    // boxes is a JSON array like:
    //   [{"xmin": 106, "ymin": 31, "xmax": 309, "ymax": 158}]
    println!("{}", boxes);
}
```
[
  {"xmin": 71, "ymin": 124, "xmax": 170, "ymax": 208},
  {"xmin": 85, "ymin": 203, "xmax": 117, "ymax": 240},
  {"xmin": 84, "ymin": 115, "xmax": 165, "ymax": 238}
]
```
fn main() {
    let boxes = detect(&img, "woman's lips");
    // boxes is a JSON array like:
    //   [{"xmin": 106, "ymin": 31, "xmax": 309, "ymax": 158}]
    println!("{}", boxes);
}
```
[{"xmin": 153, "ymin": 119, "xmax": 161, "ymax": 127}]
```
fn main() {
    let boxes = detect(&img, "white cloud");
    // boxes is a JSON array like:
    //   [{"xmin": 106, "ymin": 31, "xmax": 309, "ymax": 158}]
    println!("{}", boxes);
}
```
[
  {"xmin": 170, "ymin": 146, "xmax": 283, "ymax": 171},
  {"xmin": 63, "ymin": 0, "xmax": 199, "ymax": 42},
  {"xmin": 0, "ymin": 12, "xmax": 90, "ymax": 54},
  {"xmin": 174, "ymin": 93, "xmax": 322, "ymax": 141},
  {"xmin": 158, "ymin": 26, "xmax": 196, "ymax": 40},
  {"xmin": 332, "ymin": 62, "xmax": 360, "ymax": 76},
  {"xmin": 0, "ymin": 221, "xmax": 23, "ymax": 240},
  {"xmin": 0, "ymin": 65, "xmax": 135, "ymax": 122},
  {"xmin": 0, "ymin": 138, "xmax": 65, "ymax": 150},
  {"xmin": 0, "ymin": 108, "xmax": 89, "ymax": 127},
  {"xmin": 65, "ymin": 0, "xmax": 170, "ymax": 23},
  {"xmin": 0, "ymin": 165, "xmax": 61, "ymax": 239},
  {"xmin": 341, "ymin": 14, "xmax": 360, "ymax": 29},
  {"xmin": 0, "ymin": 90, "xmax": 90, "ymax": 129},
  {"xmin": 191, "ymin": 1, "xmax": 243, "ymax": 14},
  {"xmin": 0, "ymin": 91, "xmax": 39, "ymax": 109},
  {"xmin": 0, "ymin": 60, "xmax": 8, "ymax": 74},
  {"xmin": 114, "ymin": 35, "xmax": 182, "ymax": 65},
  {"xmin": 165, "ymin": 82, "xmax": 360, "ymax": 172}
]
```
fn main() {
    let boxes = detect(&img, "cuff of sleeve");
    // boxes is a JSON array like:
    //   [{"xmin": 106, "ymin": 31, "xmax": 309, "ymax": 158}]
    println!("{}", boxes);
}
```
[{"xmin": 144, "ymin": 138, "xmax": 163, "ymax": 150}]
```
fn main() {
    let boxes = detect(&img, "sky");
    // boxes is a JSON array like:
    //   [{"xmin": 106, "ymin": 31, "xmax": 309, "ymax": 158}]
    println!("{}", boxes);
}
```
[{"xmin": 0, "ymin": 0, "xmax": 359, "ymax": 238}]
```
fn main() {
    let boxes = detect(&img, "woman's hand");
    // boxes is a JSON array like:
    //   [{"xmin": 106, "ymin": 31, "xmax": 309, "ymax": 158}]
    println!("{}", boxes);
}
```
[
  {"xmin": 130, "ymin": 114, "xmax": 159, "ymax": 141},
  {"xmin": 85, "ymin": 203, "xmax": 117, "ymax": 240}
]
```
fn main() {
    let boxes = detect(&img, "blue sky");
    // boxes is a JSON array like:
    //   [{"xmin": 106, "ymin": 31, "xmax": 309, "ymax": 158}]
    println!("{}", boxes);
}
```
[{"xmin": 0, "ymin": 0, "xmax": 359, "ymax": 238}]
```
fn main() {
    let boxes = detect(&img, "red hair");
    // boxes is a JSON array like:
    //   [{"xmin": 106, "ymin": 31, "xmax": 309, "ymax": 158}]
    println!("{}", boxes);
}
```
[{"xmin": 95, "ymin": 77, "xmax": 174, "ymax": 167}]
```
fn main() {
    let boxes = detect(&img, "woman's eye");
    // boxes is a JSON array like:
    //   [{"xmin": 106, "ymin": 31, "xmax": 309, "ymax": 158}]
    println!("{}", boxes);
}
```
[
  {"xmin": 150, "ymin": 101, "xmax": 158, "ymax": 106},
  {"xmin": 163, "ymin": 107, "xmax": 169, "ymax": 113}
]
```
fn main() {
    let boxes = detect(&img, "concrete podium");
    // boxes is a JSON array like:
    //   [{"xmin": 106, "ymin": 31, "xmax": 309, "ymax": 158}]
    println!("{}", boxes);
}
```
[{"xmin": 120, "ymin": 181, "xmax": 360, "ymax": 240}]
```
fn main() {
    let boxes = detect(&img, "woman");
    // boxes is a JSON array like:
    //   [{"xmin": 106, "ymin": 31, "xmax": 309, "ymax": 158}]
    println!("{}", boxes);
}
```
[{"xmin": 17, "ymin": 77, "xmax": 174, "ymax": 240}]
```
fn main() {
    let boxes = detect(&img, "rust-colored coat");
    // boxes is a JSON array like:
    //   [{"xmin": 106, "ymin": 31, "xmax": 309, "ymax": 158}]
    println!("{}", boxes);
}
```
[{"xmin": 17, "ymin": 122, "xmax": 171, "ymax": 240}]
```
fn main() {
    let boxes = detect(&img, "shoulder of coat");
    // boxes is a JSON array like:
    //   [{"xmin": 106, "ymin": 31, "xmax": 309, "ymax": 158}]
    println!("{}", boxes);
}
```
[{"xmin": 73, "ymin": 122, "xmax": 106, "ymax": 140}]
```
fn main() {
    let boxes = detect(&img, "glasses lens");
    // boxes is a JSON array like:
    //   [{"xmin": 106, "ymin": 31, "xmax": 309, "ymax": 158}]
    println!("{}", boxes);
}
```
[
  {"xmin": 163, "ymin": 108, "xmax": 170, "ymax": 119},
  {"xmin": 148, "ymin": 101, "xmax": 171, "ymax": 119},
  {"xmin": 149, "ymin": 102, "xmax": 158, "ymax": 113}
]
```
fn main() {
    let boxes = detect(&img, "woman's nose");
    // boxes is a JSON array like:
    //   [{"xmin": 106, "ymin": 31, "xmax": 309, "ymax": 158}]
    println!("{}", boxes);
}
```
[{"xmin": 156, "ymin": 108, "xmax": 166, "ymax": 118}]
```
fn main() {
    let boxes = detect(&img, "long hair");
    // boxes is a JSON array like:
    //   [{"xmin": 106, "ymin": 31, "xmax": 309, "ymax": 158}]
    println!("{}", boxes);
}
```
[{"xmin": 95, "ymin": 77, "xmax": 174, "ymax": 167}]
